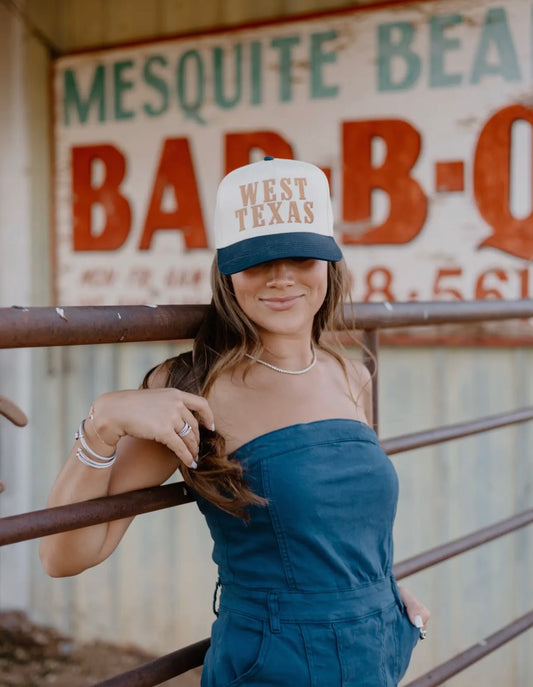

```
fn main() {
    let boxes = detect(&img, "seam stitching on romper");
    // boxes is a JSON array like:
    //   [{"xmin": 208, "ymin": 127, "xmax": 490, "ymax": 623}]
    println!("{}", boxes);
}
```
[
  {"xmin": 262, "ymin": 459, "xmax": 297, "ymax": 589},
  {"xmin": 332, "ymin": 624, "xmax": 345, "ymax": 687}
]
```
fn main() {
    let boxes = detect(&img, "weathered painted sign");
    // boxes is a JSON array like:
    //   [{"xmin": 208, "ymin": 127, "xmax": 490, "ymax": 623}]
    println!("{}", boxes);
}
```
[{"xmin": 53, "ymin": 0, "xmax": 533, "ymax": 338}]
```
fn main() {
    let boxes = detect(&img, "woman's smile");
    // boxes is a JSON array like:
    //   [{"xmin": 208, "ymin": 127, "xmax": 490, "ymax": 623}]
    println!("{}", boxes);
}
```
[{"xmin": 259, "ymin": 294, "xmax": 305, "ymax": 310}]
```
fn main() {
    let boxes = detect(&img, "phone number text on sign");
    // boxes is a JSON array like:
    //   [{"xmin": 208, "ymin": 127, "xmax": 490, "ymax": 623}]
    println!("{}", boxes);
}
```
[{"xmin": 352, "ymin": 266, "xmax": 532, "ymax": 303}]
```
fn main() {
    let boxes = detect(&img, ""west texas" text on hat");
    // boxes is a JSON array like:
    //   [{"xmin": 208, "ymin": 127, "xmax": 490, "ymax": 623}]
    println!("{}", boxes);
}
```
[{"xmin": 235, "ymin": 177, "xmax": 314, "ymax": 231}]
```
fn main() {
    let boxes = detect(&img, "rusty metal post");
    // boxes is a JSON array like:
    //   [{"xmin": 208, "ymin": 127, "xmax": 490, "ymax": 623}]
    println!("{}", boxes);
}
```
[{"xmin": 361, "ymin": 328, "xmax": 379, "ymax": 434}]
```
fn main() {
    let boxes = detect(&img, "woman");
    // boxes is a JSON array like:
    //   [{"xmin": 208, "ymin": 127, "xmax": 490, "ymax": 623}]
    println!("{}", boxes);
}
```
[{"xmin": 40, "ymin": 157, "xmax": 429, "ymax": 686}]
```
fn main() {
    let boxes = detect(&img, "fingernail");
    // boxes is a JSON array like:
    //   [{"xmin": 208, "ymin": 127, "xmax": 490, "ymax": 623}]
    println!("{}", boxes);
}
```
[
  {"xmin": 211, "ymin": 423, "xmax": 215, "ymax": 432},
  {"xmin": 190, "ymin": 460, "xmax": 198, "ymax": 470},
  {"xmin": 414, "ymin": 615, "xmax": 423, "ymax": 628}
]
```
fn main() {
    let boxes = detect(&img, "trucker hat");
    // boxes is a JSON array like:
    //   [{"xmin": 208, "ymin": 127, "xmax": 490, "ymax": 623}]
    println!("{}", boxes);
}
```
[{"xmin": 214, "ymin": 157, "xmax": 342, "ymax": 275}]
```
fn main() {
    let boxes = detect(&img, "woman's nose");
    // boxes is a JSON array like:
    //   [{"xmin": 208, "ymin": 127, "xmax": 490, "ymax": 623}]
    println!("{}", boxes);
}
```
[{"xmin": 265, "ymin": 260, "xmax": 295, "ymax": 285}]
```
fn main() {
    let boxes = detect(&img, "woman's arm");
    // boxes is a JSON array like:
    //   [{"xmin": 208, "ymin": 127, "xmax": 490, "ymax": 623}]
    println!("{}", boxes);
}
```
[{"xmin": 39, "ymin": 376, "xmax": 214, "ymax": 577}]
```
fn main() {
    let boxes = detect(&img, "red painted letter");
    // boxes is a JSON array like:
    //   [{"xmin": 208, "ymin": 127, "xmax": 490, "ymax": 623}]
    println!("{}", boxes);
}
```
[
  {"xmin": 72, "ymin": 144, "xmax": 131, "ymax": 250},
  {"xmin": 139, "ymin": 138, "xmax": 207, "ymax": 250},
  {"xmin": 342, "ymin": 120, "xmax": 427, "ymax": 245},
  {"xmin": 474, "ymin": 105, "xmax": 533, "ymax": 260}
]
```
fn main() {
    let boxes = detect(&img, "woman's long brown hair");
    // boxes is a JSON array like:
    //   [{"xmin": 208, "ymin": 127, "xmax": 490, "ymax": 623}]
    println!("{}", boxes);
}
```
[{"xmin": 144, "ymin": 258, "xmax": 359, "ymax": 519}]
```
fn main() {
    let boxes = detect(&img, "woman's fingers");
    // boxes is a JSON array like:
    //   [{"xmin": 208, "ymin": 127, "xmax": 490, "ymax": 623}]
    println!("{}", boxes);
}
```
[
  {"xmin": 172, "ymin": 407, "xmax": 200, "ymax": 467},
  {"xmin": 165, "ymin": 434, "xmax": 198, "ymax": 469},
  {"xmin": 167, "ymin": 393, "xmax": 216, "ymax": 468},
  {"xmin": 94, "ymin": 388, "xmax": 215, "ymax": 469},
  {"xmin": 174, "ymin": 404, "xmax": 199, "ymax": 441},
  {"xmin": 398, "ymin": 585, "xmax": 430, "ymax": 628},
  {"xmin": 406, "ymin": 602, "xmax": 430, "ymax": 628},
  {"xmin": 178, "ymin": 391, "xmax": 216, "ymax": 432}
]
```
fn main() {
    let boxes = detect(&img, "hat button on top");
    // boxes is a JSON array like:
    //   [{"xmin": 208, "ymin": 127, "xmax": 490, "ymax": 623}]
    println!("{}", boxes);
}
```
[{"xmin": 264, "ymin": 156, "xmax": 274, "ymax": 161}]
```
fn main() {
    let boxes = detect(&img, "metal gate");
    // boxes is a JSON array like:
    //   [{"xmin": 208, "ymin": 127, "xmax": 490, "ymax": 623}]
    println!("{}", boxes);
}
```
[{"xmin": 0, "ymin": 299, "xmax": 532, "ymax": 686}]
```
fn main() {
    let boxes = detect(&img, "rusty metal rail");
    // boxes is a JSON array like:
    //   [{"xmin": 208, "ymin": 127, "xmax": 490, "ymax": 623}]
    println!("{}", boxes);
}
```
[
  {"xmin": 93, "ymin": 639, "xmax": 210, "ymax": 687},
  {"xmin": 404, "ymin": 611, "xmax": 533, "ymax": 687},
  {"xmin": 393, "ymin": 508, "xmax": 533, "ymax": 580},
  {"xmin": 0, "ymin": 304, "xmax": 206, "ymax": 348},
  {"xmin": 0, "ymin": 483, "xmax": 194, "ymax": 546},
  {"xmin": 0, "ymin": 299, "xmax": 532, "ymax": 348},
  {"xmin": 381, "ymin": 406, "xmax": 533, "ymax": 455}
]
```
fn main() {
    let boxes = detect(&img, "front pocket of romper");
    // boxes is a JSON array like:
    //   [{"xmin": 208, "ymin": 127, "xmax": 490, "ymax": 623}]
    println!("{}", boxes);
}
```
[
  {"xmin": 334, "ymin": 609, "xmax": 390, "ymax": 687},
  {"xmin": 209, "ymin": 610, "xmax": 270, "ymax": 687}
]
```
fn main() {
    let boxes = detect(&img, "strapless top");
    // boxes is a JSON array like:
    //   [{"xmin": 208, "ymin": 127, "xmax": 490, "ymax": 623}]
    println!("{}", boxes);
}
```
[{"xmin": 196, "ymin": 419, "xmax": 399, "ymax": 592}]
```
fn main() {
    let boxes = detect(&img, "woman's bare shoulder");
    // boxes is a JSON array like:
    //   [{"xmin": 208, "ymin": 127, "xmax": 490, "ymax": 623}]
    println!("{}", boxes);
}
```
[
  {"xmin": 344, "ymin": 357, "xmax": 372, "ymax": 385},
  {"xmin": 341, "ymin": 356, "xmax": 373, "ymax": 424},
  {"xmin": 144, "ymin": 351, "xmax": 193, "ymax": 389}
]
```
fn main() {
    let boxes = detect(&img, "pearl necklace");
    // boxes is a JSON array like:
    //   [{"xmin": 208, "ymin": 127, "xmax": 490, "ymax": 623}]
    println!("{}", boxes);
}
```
[{"xmin": 245, "ymin": 345, "xmax": 317, "ymax": 375}]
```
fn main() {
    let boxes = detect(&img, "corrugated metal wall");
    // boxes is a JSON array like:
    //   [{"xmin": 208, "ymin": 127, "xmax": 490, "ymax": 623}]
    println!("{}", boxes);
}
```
[
  {"xmin": 1, "ymin": 1, "xmax": 530, "ymax": 685},
  {"xmin": 0, "ymin": 1, "xmax": 33, "ymax": 614}
]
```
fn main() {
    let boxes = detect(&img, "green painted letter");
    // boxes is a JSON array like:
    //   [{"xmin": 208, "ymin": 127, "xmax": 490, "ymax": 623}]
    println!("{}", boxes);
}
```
[
  {"xmin": 250, "ymin": 41, "xmax": 262, "ymax": 105},
  {"xmin": 143, "ymin": 55, "xmax": 169, "ymax": 117},
  {"xmin": 113, "ymin": 60, "xmax": 135, "ymax": 120},
  {"xmin": 177, "ymin": 50, "xmax": 206, "ymax": 125},
  {"xmin": 310, "ymin": 30, "xmax": 339, "ymax": 98},
  {"xmin": 429, "ymin": 14, "xmax": 463, "ymax": 87},
  {"xmin": 64, "ymin": 66, "xmax": 105, "ymax": 125},
  {"xmin": 271, "ymin": 35, "xmax": 301, "ymax": 102},
  {"xmin": 377, "ymin": 22, "xmax": 420, "ymax": 91},
  {"xmin": 470, "ymin": 8, "xmax": 521, "ymax": 84},
  {"xmin": 214, "ymin": 45, "xmax": 242, "ymax": 108}
]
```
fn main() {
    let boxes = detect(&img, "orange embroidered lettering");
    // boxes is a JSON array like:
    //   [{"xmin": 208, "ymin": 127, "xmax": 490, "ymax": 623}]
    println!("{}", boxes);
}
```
[
  {"xmin": 251, "ymin": 204, "xmax": 266, "ymax": 228},
  {"xmin": 263, "ymin": 178, "xmax": 276, "ymax": 203},
  {"xmin": 287, "ymin": 201, "xmax": 301, "ymax": 223},
  {"xmin": 303, "ymin": 201, "xmax": 314, "ymax": 223},
  {"xmin": 294, "ymin": 178, "xmax": 307, "ymax": 200},
  {"xmin": 239, "ymin": 182, "xmax": 258, "ymax": 206},
  {"xmin": 280, "ymin": 178, "xmax": 292, "ymax": 200},
  {"xmin": 235, "ymin": 208, "xmax": 248, "ymax": 231},
  {"xmin": 267, "ymin": 202, "xmax": 283, "ymax": 224}
]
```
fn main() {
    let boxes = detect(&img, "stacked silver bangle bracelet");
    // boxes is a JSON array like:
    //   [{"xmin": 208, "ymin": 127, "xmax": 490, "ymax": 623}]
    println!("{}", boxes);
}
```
[{"xmin": 75, "ymin": 420, "xmax": 117, "ymax": 469}]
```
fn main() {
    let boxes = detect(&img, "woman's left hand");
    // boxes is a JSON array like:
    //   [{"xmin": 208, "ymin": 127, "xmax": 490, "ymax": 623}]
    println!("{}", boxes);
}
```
[{"xmin": 398, "ymin": 585, "xmax": 431, "ymax": 633}]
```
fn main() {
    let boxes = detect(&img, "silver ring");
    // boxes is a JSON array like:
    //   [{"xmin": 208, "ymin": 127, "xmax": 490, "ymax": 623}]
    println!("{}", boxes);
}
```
[{"xmin": 178, "ymin": 421, "xmax": 192, "ymax": 438}]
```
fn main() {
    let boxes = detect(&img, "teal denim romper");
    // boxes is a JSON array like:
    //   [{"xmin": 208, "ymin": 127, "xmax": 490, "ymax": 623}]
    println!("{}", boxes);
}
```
[{"xmin": 197, "ymin": 419, "xmax": 419, "ymax": 686}]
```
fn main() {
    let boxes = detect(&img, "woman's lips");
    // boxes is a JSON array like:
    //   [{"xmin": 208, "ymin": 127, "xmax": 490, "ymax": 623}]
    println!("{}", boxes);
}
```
[{"xmin": 259, "ymin": 295, "xmax": 303, "ymax": 310}]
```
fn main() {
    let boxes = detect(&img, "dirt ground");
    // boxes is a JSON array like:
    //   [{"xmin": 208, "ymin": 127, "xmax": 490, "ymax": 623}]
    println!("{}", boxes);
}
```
[{"xmin": 0, "ymin": 611, "xmax": 202, "ymax": 687}]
